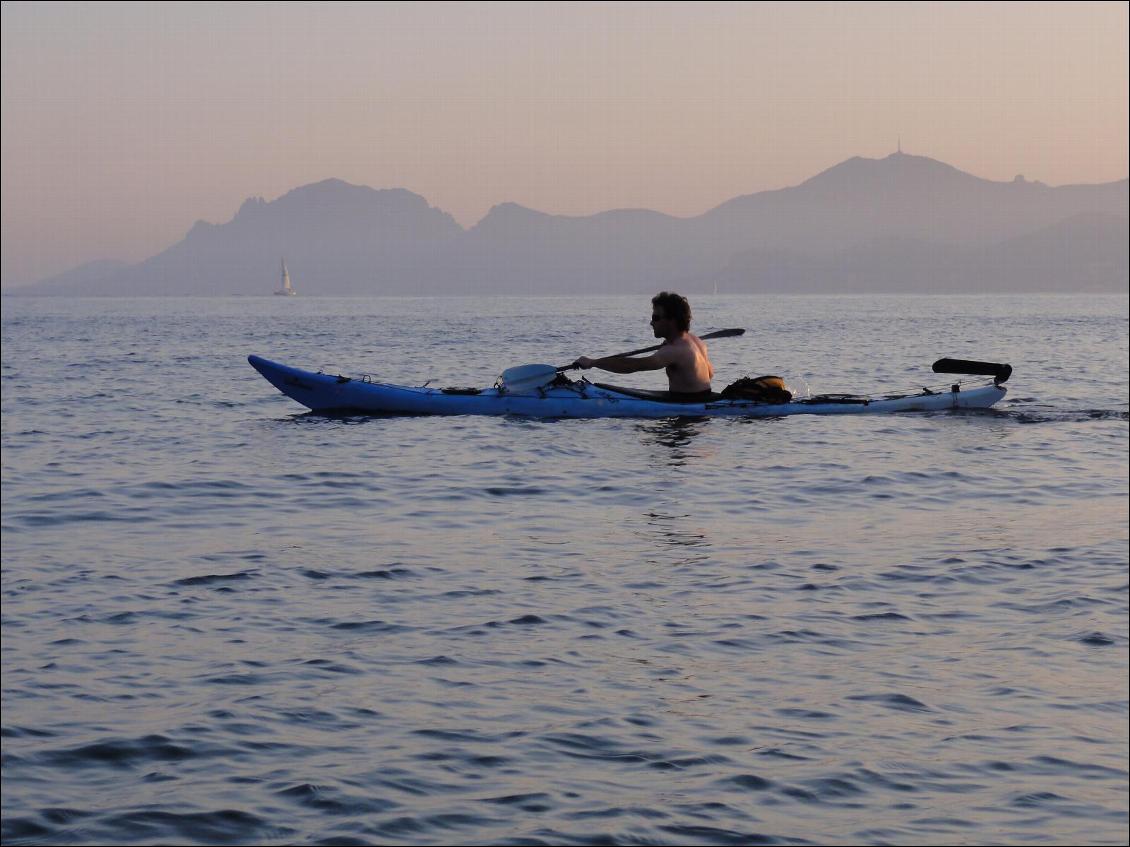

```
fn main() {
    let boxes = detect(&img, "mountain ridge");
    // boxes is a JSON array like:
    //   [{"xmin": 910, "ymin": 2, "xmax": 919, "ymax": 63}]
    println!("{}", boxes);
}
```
[{"xmin": 9, "ymin": 153, "xmax": 1127, "ymax": 295}]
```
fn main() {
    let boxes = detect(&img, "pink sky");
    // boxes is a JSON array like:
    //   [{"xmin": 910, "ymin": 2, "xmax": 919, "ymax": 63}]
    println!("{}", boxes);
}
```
[{"xmin": 2, "ymin": 1, "xmax": 1127, "ymax": 286}]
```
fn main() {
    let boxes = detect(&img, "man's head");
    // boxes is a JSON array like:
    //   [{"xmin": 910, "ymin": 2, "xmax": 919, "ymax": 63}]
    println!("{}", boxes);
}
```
[{"xmin": 650, "ymin": 291, "xmax": 692, "ymax": 338}]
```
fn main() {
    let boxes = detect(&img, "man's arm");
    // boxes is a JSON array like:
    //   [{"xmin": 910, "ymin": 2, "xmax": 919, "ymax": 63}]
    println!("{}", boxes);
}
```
[{"xmin": 574, "ymin": 350, "xmax": 674, "ymax": 373}]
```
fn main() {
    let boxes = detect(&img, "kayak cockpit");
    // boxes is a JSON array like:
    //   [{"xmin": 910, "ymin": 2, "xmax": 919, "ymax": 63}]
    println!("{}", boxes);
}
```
[{"xmin": 594, "ymin": 383, "xmax": 722, "ymax": 404}]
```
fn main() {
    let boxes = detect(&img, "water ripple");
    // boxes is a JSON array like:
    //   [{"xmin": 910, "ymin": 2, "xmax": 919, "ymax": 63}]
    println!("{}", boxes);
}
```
[{"xmin": 2, "ymin": 294, "xmax": 1127, "ymax": 845}]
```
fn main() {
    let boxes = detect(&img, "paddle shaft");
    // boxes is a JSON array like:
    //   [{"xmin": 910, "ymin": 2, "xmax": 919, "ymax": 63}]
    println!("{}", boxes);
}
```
[{"xmin": 559, "ymin": 327, "xmax": 745, "ymax": 371}]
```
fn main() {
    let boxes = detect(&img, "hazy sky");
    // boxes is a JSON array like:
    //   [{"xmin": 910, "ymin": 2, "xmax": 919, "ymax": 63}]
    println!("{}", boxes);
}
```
[{"xmin": 2, "ymin": 1, "xmax": 1127, "ymax": 286}]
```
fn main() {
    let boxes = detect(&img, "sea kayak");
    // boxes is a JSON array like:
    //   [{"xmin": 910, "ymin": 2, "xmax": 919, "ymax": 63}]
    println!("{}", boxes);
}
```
[{"xmin": 248, "ymin": 355, "xmax": 1009, "ymax": 419}]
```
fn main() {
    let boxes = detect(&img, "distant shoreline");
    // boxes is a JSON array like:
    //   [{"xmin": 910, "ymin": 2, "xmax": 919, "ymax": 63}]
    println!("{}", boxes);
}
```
[{"xmin": 4, "ymin": 290, "xmax": 1129, "ymax": 299}]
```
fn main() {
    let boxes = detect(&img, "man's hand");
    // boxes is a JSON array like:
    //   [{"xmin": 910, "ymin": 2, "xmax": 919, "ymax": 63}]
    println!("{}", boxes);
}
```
[{"xmin": 573, "ymin": 356, "xmax": 595, "ymax": 370}]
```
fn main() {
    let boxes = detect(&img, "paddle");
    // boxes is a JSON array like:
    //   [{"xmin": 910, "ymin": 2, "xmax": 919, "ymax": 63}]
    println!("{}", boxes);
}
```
[
  {"xmin": 564, "ymin": 327, "xmax": 747, "ymax": 370},
  {"xmin": 500, "ymin": 328, "xmax": 746, "ymax": 392}
]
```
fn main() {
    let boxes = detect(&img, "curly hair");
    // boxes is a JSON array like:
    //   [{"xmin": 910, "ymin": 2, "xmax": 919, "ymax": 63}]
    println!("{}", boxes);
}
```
[{"xmin": 651, "ymin": 291, "xmax": 692, "ymax": 332}]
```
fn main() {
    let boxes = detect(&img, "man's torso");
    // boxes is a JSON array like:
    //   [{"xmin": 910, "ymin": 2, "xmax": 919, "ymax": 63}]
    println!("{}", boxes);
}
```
[{"xmin": 663, "ymin": 334, "xmax": 714, "ymax": 392}]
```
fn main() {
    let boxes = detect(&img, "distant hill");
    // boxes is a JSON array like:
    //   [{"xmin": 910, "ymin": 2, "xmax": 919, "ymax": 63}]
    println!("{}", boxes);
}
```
[
  {"xmin": 716, "ymin": 212, "xmax": 1129, "ymax": 293},
  {"xmin": 695, "ymin": 154, "xmax": 1127, "ymax": 254},
  {"xmin": 10, "ymin": 155, "xmax": 1128, "ymax": 295},
  {"xmin": 23, "ymin": 258, "xmax": 131, "ymax": 295},
  {"xmin": 29, "ymin": 180, "xmax": 463, "ymax": 296}
]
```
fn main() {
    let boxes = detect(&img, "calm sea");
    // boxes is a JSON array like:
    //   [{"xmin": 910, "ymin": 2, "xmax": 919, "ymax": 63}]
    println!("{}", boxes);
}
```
[{"xmin": 2, "ymin": 294, "xmax": 1127, "ymax": 846}]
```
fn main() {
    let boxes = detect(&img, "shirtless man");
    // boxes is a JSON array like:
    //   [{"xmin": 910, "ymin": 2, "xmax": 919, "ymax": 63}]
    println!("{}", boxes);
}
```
[{"xmin": 573, "ymin": 291, "xmax": 715, "ymax": 393}]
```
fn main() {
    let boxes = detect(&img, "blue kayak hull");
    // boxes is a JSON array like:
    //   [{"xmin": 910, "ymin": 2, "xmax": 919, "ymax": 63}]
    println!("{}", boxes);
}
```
[{"xmin": 248, "ymin": 355, "xmax": 1007, "ymax": 419}]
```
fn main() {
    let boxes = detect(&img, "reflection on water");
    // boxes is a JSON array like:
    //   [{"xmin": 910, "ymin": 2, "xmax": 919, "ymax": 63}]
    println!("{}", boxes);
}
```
[
  {"xmin": 640, "ymin": 510, "xmax": 712, "ymax": 563},
  {"xmin": 636, "ymin": 417, "xmax": 709, "ymax": 467},
  {"xmin": 633, "ymin": 419, "xmax": 714, "ymax": 566}
]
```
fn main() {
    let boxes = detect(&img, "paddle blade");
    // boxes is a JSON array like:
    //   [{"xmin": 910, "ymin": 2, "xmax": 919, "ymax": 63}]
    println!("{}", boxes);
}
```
[
  {"xmin": 700, "ymin": 328, "xmax": 745, "ymax": 340},
  {"xmin": 932, "ymin": 358, "xmax": 1012, "ymax": 384},
  {"xmin": 499, "ymin": 364, "xmax": 559, "ymax": 393}
]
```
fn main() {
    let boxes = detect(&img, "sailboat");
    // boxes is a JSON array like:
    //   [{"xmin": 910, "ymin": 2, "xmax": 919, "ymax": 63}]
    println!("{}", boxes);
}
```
[{"xmin": 274, "ymin": 259, "xmax": 296, "ymax": 296}]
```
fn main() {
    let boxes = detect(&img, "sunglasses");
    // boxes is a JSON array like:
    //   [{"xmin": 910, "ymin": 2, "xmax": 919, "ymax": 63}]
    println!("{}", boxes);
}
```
[{"xmin": 650, "ymin": 314, "xmax": 667, "ymax": 323}]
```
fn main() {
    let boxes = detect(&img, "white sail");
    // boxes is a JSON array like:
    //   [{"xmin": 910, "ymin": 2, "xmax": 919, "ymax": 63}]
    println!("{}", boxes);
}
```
[{"xmin": 275, "ymin": 258, "xmax": 296, "ymax": 295}]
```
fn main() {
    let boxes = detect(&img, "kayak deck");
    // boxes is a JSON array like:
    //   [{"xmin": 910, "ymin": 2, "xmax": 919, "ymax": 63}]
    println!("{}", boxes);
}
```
[{"xmin": 248, "ymin": 355, "xmax": 1008, "ymax": 419}]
